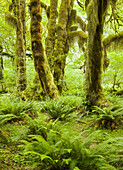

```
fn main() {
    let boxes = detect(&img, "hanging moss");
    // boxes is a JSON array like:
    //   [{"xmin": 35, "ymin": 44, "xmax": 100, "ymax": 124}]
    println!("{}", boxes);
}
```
[{"xmin": 30, "ymin": 0, "xmax": 58, "ymax": 99}]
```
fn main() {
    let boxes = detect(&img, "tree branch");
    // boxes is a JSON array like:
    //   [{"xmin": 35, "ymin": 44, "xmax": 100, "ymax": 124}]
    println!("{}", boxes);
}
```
[{"xmin": 103, "ymin": 31, "xmax": 123, "ymax": 48}]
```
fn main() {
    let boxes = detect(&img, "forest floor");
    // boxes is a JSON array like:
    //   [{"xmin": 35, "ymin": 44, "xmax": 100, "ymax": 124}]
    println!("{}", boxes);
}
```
[{"xmin": 0, "ymin": 93, "xmax": 123, "ymax": 170}]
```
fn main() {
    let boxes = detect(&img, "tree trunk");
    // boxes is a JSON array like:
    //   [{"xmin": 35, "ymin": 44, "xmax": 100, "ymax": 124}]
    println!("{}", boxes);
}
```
[
  {"xmin": 85, "ymin": 0, "xmax": 109, "ymax": 107},
  {"xmin": 30, "ymin": 0, "xmax": 58, "ymax": 99},
  {"xmin": 20, "ymin": 0, "xmax": 26, "ymax": 49},
  {"xmin": 45, "ymin": 0, "xmax": 58, "ymax": 69},
  {"xmin": 53, "ymin": 0, "xmax": 74, "ymax": 94},
  {"xmin": 0, "ymin": 45, "xmax": 3, "ymax": 81},
  {"xmin": 16, "ymin": 0, "xmax": 27, "ymax": 91}
]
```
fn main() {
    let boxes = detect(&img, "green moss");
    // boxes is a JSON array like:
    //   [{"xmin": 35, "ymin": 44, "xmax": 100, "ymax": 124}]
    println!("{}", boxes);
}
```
[{"xmin": 30, "ymin": 0, "xmax": 58, "ymax": 99}]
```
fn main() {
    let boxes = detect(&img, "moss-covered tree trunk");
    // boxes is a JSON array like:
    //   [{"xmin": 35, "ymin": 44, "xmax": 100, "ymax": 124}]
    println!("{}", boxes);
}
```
[
  {"xmin": 30, "ymin": 0, "xmax": 58, "ymax": 99},
  {"xmin": 45, "ymin": 0, "xmax": 58, "ymax": 69},
  {"xmin": 20, "ymin": 0, "xmax": 26, "ymax": 49},
  {"xmin": 16, "ymin": 0, "xmax": 27, "ymax": 91},
  {"xmin": 0, "ymin": 45, "xmax": 3, "ymax": 81},
  {"xmin": 85, "ymin": 0, "xmax": 109, "ymax": 106},
  {"xmin": 54, "ymin": 0, "xmax": 74, "ymax": 94}
]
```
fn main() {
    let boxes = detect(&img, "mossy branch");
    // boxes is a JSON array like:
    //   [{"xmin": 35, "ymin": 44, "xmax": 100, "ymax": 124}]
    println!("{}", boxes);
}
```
[
  {"xmin": 68, "ymin": 30, "xmax": 87, "ymax": 48},
  {"xmin": 76, "ymin": 15, "xmax": 87, "ymax": 31},
  {"xmin": 103, "ymin": 31, "xmax": 123, "ymax": 48}
]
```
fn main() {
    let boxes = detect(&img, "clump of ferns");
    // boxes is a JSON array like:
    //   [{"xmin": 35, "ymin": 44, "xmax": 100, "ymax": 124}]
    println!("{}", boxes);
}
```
[
  {"xmin": 40, "ymin": 98, "xmax": 76, "ymax": 120},
  {"xmin": 92, "ymin": 105, "xmax": 123, "ymax": 130},
  {"xmin": 0, "ymin": 95, "xmax": 39, "ymax": 124},
  {"xmin": 19, "ymin": 130, "xmax": 119, "ymax": 170}
]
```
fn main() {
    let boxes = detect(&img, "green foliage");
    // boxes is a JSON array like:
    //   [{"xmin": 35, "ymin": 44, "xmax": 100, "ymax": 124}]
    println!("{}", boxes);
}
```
[
  {"xmin": 92, "ymin": 105, "xmax": 123, "ymax": 130},
  {"xmin": 102, "ymin": 51, "xmax": 123, "ymax": 90},
  {"xmin": 0, "ymin": 94, "xmax": 38, "ymax": 124},
  {"xmin": 40, "ymin": 97, "xmax": 78, "ymax": 120},
  {"xmin": 20, "ymin": 127, "xmax": 119, "ymax": 170}
]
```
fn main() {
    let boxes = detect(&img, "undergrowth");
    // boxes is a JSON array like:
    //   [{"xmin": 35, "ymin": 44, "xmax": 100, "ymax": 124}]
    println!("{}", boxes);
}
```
[{"xmin": 0, "ymin": 94, "xmax": 123, "ymax": 170}]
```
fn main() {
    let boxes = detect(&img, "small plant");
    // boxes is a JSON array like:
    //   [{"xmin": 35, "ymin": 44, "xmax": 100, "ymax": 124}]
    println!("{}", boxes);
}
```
[
  {"xmin": 0, "ymin": 94, "xmax": 38, "ymax": 124},
  {"xmin": 92, "ymin": 105, "xmax": 123, "ymax": 130},
  {"xmin": 41, "ymin": 97, "xmax": 76, "ymax": 120}
]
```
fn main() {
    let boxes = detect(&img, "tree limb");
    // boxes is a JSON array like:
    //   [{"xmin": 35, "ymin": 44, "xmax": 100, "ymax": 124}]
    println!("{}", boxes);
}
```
[
  {"xmin": 103, "ymin": 31, "xmax": 123, "ymax": 48},
  {"xmin": 76, "ymin": 15, "xmax": 87, "ymax": 31}
]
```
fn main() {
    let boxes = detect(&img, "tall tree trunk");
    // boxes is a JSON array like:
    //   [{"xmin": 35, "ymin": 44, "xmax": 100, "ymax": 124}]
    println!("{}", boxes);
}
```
[
  {"xmin": 45, "ymin": 0, "xmax": 58, "ymax": 69},
  {"xmin": 85, "ymin": 0, "xmax": 109, "ymax": 106},
  {"xmin": 0, "ymin": 45, "xmax": 3, "ymax": 81},
  {"xmin": 16, "ymin": 0, "xmax": 27, "ymax": 91},
  {"xmin": 30, "ymin": 0, "xmax": 58, "ymax": 99},
  {"xmin": 54, "ymin": 0, "xmax": 73, "ymax": 94},
  {"xmin": 20, "ymin": 0, "xmax": 26, "ymax": 49}
]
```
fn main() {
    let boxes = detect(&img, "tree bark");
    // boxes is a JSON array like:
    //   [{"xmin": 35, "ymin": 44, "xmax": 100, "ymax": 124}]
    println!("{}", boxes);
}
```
[
  {"xmin": 16, "ymin": 0, "xmax": 27, "ymax": 91},
  {"xmin": 0, "ymin": 45, "xmax": 3, "ymax": 81},
  {"xmin": 45, "ymin": 0, "xmax": 58, "ymax": 69},
  {"xmin": 53, "ymin": 0, "xmax": 75, "ymax": 94},
  {"xmin": 30, "ymin": 0, "xmax": 58, "ymax": 99},
  {"xmin": 85, "ymin": 0, "xmax": 109, "ymax": 107}
]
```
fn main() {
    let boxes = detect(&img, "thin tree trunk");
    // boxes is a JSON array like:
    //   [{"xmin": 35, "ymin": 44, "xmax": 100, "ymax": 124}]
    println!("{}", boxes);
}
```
[
  {"xmin": 30, "ymin": 0, "xmax": 58, "ymax": 99},
  {"xmin": 85, "ymin": 0, "xmax": 109, "ymax": 106},
  {"xmin": 53, "ymin": 0, "xmax": 72, "ymax": 94},
  {"xmin": 20, "ymin": 0, "xmax": 26, "ymax": 49},
  {"xmin": 0, "ymin": 45, "xmax": 3, "ymax": 80},
  {"xmin": 16, "ymin": 0, "xmax": 27, "ymax": 91}
]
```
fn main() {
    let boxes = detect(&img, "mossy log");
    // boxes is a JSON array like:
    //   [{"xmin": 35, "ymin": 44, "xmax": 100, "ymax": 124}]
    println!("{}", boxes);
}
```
[{"xmin": 30, "ymin": 0, "xmax": 58, "ymax": 99}]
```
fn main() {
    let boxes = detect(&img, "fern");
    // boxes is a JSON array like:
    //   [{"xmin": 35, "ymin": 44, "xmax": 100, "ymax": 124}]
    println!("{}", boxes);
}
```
[
  {"xmin": 41, "ymin": 98, "xmax": 76, "ymax": 120},
  {"xmin": 0, "ymin": 95, "xmax": 39, "ymax": 124},
  {"xmin": 92, "ymin": 105, "xmax": 123, "ymax": 129},
  {"xmin": 20, "ymin": 127, "xmax": 118, "ymax": 170}
]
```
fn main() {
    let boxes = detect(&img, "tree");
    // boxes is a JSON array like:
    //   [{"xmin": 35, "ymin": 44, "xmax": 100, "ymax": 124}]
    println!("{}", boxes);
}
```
[
  {"xmin": 84, "ymin": 0, "xmax": 110, "ymax": 107},
  {"xmin": 0, "ymin": 45, "xmax": 3, "ymax": 88},
  {"xmin": 45, "ymin": 0, "xmax": 58, "ymax": 69},
  {"xmin": 29, "ymin": 0, "xmax": 58, "ymax": 99},
  {"xmin": 5, "ymin": 0, "xmax": 27, "ymax": 92},
  {"xmin": 16, "ymin": 0, "xmax": 27, "ymax": 91}
]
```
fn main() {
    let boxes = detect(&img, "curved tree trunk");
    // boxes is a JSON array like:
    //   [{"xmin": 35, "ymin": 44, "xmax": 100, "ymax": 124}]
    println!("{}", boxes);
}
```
[
  {"xmin": 30, "ymin": 0, "xmax": 58, "ymax": 99},
  {"xmin": 85, "ymin": 0, "xmax": 109, "ymax": 106}
]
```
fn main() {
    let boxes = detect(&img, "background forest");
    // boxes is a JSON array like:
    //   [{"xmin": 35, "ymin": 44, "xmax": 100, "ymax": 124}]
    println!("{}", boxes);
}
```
[{"xmin": 0, "ymin": 0, "xmax": 123, "ymax": 169}]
